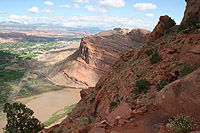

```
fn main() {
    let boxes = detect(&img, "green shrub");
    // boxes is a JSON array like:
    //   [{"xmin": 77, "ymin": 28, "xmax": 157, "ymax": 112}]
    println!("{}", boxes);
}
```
[
  {"xmin": 186, "ymin": 12, "xmax": 199, "ymax": 30},
  {"xmin": 180, "ymin": 64, "xmax": 196, "ymax": 77},
  {"xmin": 110, "ymin": 101, "xmax": 117, "ymax": 108},
  {"xmin": 0, "ymin": 70, "xmax": 24, "ymax": 82},
  {"xmin": 80, "ymin": 116, "xmax": 89, "ymax": 129},
  {"xmin": 150, "ymin": 52, "xmax": 161, "ymax": 64},
  {"xmin": 163, "ymin": 16, "xmax": 176, "ymax": 30},
  {"xmin": 145, "ymin": 48, "xmax": 154, "ymax": 56},
  {"xmin": 156, "ymin": 78, "xmax": 168, "ymax": 91},
  {"xmin": 134, "ymin": 79, "xmax": 150, "ymax": 95},
  {"xmin": 3, "ymin": 102, "xmax": 43, "ymax": 133},
  {"xmin": 178, "ymin": 25, "xmax": 187, "ymax": 32},
  {"xmin": 169, "ymin": 114, "xmax": 196, "ymax": 133},
  {"xmin": 0, "ymin": 85, "xmax": 12, "ymax": 103}
]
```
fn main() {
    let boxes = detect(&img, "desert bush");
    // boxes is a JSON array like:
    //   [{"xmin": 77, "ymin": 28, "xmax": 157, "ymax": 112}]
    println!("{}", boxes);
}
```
[
  {"xmin": 3, "ymin": 102, "xmax": 43, "ymax": 133},
  {"xmin": 178, "ymin": 24, "xmax": 187, "ymax": 32},
  {"xmin": 145, "ymin": 48, "xmax": 154, "ymax": 56},
  {"xmin": 186, "ymin": 12, "xmax": 199, "ymax": 30},
  {"xmin": 156, "ymin": 78, "xmax": 168, "ymax": 91},
  {"xmin": 169, "ymin": 114, "xmax": 197, "ymax": 133},
  {"xmin": 150, "ymin": 52, "xmax": 161, "ymax": 64},
  {"xmin": 110, "ymin": 101, "xmax": 117, "ymax": 108},
  {"xmin": 180, "ymin": 64, "xmax": 196, "ymax": 77},
  {"xmin": 134, "ymin": 79, "xmax": 150, "ymax": 95},
  {"xmin": 80, "ymin": 116, "xmax": 89, "ymax": 129}
]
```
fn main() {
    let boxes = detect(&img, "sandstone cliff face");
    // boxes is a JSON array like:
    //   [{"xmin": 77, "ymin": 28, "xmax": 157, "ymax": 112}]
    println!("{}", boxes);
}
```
[
  {"xmin": 181, "ymin": 0, "xmax": 200, "ymax": 25},
  {"xmin": 50, "ymin": 28, "xmax": 150, "ymax": 87}
]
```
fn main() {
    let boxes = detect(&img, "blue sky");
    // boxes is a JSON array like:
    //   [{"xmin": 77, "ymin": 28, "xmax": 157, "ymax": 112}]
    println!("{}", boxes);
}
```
[{"xmin": 0, "ymin": 0, "xmax": 186, "ymax": 30}]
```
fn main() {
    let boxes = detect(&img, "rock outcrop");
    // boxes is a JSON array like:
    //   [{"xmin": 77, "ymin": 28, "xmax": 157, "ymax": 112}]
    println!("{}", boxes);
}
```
[
  {"xmin": 154, "ymin": 68, "xmax": 200, "ymax": 121},
  {"xmin": 181, "ymin": 0, "xmax": 200, "ymax": 25},
  {"xmin": 50, "ymin": 28, "xmax": 150, "ymax": 87},
  {"xmin": 147, "ymin": 15, "xmax": 175, "ymax": 45}
]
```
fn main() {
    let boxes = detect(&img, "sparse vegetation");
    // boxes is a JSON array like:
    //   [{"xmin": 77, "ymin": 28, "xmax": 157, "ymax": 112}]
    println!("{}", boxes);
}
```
[
  {"xmin": 110, "ymin": 101, "xmax": 117, "ymax": 108},
  {"xmin": 80, "ymin": 116, "xmax": 89, "ymax": 129},
  {"xmin": 134, "ymin": 78, "xmax": 150, "ymax": 95},
  {"xmin": 178, "ymin": 24, "xmax": 187, "ymax": 32},
  {"xmin": 180, "ymin": 64, "xmax": 197, "ymax": 77},
  {"xmin": 169, "ymin": 114, "xmax": 197, "ymax": 133},
  {"xmin": 3, "ymin": 102, "xmax": 43, "ymax": 132},
  {"xmin": 43, "ymin": 104, "xmax": 76, "ymax": 126},
  {"xmin": 186, "ymin": 12, "xmax": 199, "ymax": 31},
  {"xmin": 150, "ymin": 51, "xmax": 161, "ymax": 64},
  {"xmin": 156, "ymin": 78, "xmax": 168, "ymax": 91},
  {"xmin": 145, "ymin": 48, "xmax": 154, "ymax": 56}
]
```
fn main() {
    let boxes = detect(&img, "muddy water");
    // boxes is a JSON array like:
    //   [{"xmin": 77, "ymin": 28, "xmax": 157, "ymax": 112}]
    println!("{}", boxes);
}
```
[{"xmin": 0, "ymin": 89, "xmax": 81, "ymax": 132}]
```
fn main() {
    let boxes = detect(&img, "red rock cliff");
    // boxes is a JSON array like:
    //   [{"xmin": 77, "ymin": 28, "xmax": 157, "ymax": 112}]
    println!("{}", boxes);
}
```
[
  {"xmin": 50, "ymin": 28, "xmax": 150, "ymax": 87},
  {"xmin": 181, "ymin": 0, "xmax": 200, "ymax": 25}
]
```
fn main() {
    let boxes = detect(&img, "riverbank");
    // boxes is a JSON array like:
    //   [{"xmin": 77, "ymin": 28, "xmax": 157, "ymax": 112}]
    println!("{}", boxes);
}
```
[{"xmin": 0, "ymin": 88, "xmax": 81, "ymax": 133}]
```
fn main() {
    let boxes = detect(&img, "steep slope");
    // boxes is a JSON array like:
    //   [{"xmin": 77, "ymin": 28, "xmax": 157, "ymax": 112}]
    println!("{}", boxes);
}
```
[
  {"xmin": 44, "ymin": 0, "xmax": 200, "ymax": 132},
  {"xmin": 49, "ymin": 28, "xmax": 150, "ymax": 87},
  {"xmin": 181, "ymin": 0, "xmax": 200, "ymax": 25}
]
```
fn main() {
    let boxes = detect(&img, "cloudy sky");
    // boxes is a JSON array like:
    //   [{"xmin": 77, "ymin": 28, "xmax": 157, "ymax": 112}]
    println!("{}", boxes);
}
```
[{"xmin": 0, "ymin": 0, "xmax": 186, "ymax": 30}]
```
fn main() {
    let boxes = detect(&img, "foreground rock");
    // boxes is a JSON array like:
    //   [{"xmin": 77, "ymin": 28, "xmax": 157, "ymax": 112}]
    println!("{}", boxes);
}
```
[{"xmin": 154, "ymin": 68, "xmax": 200, "ymax": 121}]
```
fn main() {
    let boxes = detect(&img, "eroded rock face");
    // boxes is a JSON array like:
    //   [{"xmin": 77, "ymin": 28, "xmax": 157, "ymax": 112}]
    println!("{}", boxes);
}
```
[
  {"xmin": 181, "ymin": 0, "xmax": 200, "ymax": 25},
  {"xmin": 154, "ymin": 68, "xmax": 200, "ymax": 121},
  {"xmin": 147, "ymin": 15, "xmax": 175, "ymax": 45},
  {"xmin": 50, "ymin": 28, "xmax": 150, "ymax": 87}
]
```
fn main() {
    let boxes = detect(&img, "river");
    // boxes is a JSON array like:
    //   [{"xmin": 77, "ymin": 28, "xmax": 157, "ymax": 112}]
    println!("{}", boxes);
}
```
[{"xmin": 0, "ymin": 89, "xmax": 81, "ymax": 133}]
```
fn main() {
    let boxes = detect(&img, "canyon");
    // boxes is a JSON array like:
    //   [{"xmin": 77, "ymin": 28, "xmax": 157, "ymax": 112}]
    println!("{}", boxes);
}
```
[
  {"xmin": 44, "ymin": 0, "xmax": 200, "ymax": 132},
  {"xmin": 48, "ymin": 28, "xmax": 150, "ymax": 87}
]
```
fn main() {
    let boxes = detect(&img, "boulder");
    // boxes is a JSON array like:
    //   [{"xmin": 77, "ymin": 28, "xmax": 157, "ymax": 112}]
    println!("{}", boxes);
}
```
[
  {"xmin": 106, "ymin": 103, "xmax": 132, "ymax": 125},
  {"xmin": 89, "ymin": 127, "xmax": 105, "ymax": 133},
  {"xmin": 133, "ymin": 106, "xmax": 148, "ymax": 114},
  {"xmin": 154, "ymin": 68, "xmax": 200, "ymax": 121}
]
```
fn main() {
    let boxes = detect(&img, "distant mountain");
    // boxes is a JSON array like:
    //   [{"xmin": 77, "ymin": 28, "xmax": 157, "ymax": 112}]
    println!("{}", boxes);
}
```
[{"xmin": 0, "ymin": 21, "xmax": 103, "ymax": 34}]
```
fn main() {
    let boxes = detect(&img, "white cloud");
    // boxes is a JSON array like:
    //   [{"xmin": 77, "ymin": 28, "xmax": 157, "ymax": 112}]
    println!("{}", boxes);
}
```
[
  {"xmin": 84, "ymin": 6, "xmax": 106, "ymax": 13},
  {"xmin": 7, "ymin": 15, "xmax": 33, "ymax": 23},
  {"xmin": 98, "ymin": 0, "xmax": 125, "ymax": 7},
  {"xmin": 58, "ymin": 5, "xmax": 70, "ymax": 8},
  {"xmin": 74, "ymin": 4, "xmax": 80, "ymax": 9},
  {"xmin": 3, "ymin": 14, "xmax": 156, "ymax": 30},
  {"xmin": 27, "ymin": 7, "xmax": 39, "ymax": 13},
  {"xmin": 42, "ymin": 9, "xmax": 53, "ymax": 13},
  {"xmin": 44, "ymin": 1, "xmax": 54, "ymax": 6},
  {"xmin": 133, "ymin": 3, "xmax": 157, "ymax": 10},
  {"xmin": 145, "ymin": 13, "xmax": 154, "ymax": 18},
  {"xmin": 0, "ymin": 11, "xmax": 5, "ymax": 14},
  {"xmin": 73, "ymin": 0, "xmax": 90, "ymax": 3}
]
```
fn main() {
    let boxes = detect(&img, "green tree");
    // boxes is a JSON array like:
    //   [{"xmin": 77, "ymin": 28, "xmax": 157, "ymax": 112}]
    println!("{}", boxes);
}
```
[{"xmin": 3, "ymin": 102, "xmax": 43, "ymax": 133}]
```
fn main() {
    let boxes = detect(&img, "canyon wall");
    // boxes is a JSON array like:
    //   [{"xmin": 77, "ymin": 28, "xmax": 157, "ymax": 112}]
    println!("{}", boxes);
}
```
[{"xmin": 50, "ymin": 28, "xmax": 150, "ymax": 87}]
